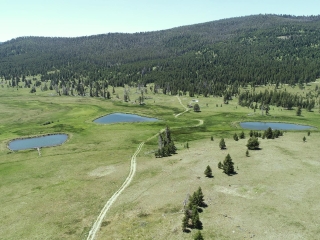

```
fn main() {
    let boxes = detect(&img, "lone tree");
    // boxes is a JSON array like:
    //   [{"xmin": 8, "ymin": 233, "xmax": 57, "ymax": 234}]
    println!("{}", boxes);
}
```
[
  {"xmin": 246, "ymin": 149, "xmax": 249, "ymax": 157},
  {"xmin": 193, "ymin": 103, "xmax": 201, "ymax": 112},
  {"xmin": 239, "ymin": 131, "xmax": 245, "ymax": 139},
  {"xmin": 246, "ymin": 137, "xmax": 260, "ymax": 150},
  {"xmin": 222, "ymin": 154, "xmax": 235, "ymax": 175},
  {"xmin": 233, "ymin": 133, "xmax": 239, "ymax": 141},
  {"xmin": 219, "ymin": 138, "xmax": 226, "ymax": 149},
  {"xmin": 303, "ymin": 136, "xmax": 306, "ymax": 142},
  {"xmin": 204, "ymin": 165, "xmax": 213, "ymax": 178}
]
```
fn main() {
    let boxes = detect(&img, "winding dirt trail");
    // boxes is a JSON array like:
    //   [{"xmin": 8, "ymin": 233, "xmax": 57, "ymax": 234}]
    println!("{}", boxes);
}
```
[
  {"xmin": 175, "ymin": 96, "xmax": 189, "ymax": 118},
  {"xmin": 87, "ymin": 95, "xmax": 202, "ymax": 240},
  {"xmin": 87, "ymin": 142, "xmax": 144, "ymax": 240}
]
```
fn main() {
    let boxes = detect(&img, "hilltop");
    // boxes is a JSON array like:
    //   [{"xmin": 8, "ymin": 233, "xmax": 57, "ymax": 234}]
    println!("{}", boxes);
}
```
[{"xmin": 1, "ymin": 14, "xmax": 320, "ymax": 90}]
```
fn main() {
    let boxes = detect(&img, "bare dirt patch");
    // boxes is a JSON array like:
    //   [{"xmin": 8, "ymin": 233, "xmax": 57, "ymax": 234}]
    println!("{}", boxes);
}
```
[{"xmin": 88, "ymin": 166, "xmax": 115, "ymax": 177}]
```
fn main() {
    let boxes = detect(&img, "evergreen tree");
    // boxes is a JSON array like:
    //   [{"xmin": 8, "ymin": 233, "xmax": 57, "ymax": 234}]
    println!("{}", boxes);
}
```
[
  {"xmin": 219, "ymin": 138, "xmax": 226, "ymax": 149},
  {"xmin": 196, "ymin": 187, "xmax": 204, "ymax": 206},
  {"xmin": 303, "ymin": 136, "xmax": 306, "ymax": 142},
  {"xmin": 222, "ymin": 154, "xmax": 235, "ymax": 175},
  {"xmin": 308, "ymin": 131, "xmax": 310, "ymax": 136},
  {"xmin": 182, "ymin": 215, "xmax": 188, "ymax": 232},
  {"xmin": 233, "ymin": 133, "xmax": 239, "ymax": 141},
  {"xmin": 296, "ymin": 106, "xmax": 302, "ymax": 116},
  {"xmin": 249, "ymin": 130, "xmax": 253, "ymax": 137},
  {"xmin": 204, "ymin": 165, "xmax": 213, "ymax": 178},
  {"xmin": 193, "ymin": 103, "xmax": 200, "ymax": 112},
  {"xmin": 218, "ymin": 161, "xmax": 222, "ymax": 169},
  {"xmin": 265, "ymin": 127, "xmax": 273, "ymax": 139},
  {"xmin": 246, "ymin": 137, "xmax": 260, "ymax": 150},
  {"xmin": 246, "ymin": 149, "xmax": 249, "ymax": 157},
  {"xmin": 239, "ymin": 131, "xmax": 245, "ymax": 139},
  {"xmin": 192, "ymin": 206, "xmax": 201, "ymax": 229}
]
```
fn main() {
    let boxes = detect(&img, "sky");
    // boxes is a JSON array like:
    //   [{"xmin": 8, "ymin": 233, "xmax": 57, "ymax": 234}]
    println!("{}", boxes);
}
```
[{"xmin": 1, "ymin": 0, "xmax": 319, "ymax": 42}]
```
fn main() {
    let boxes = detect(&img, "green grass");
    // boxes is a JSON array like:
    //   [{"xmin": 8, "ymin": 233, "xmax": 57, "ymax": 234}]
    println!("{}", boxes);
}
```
[{"xmin": 1, "ymin": 83, "xmax": 320, "ymax": 239}]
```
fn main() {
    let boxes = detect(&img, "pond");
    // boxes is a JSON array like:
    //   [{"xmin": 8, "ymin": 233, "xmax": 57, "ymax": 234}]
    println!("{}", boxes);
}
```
[
  {"xmin": 8, "ymin": 134, "xmax": 68, "ymax": 151},
  {"xmin": 94, "ymin": 113, "xmax": 158, "ymax": 124},
  {"xmin": 240, "ymin": 122, "xmax": 315, "ymax": 130}
]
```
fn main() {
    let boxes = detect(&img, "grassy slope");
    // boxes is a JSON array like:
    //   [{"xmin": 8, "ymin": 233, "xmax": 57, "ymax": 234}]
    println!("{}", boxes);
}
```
[{"xmin": 0, "ymin": 82, "xmax": 319, "ymax": 239}]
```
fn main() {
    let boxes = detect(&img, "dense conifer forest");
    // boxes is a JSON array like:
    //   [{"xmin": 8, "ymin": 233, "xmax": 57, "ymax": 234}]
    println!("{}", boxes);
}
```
[{"xmin": 1, "ymin": 14, "xmax": 320, "ymax": 110}]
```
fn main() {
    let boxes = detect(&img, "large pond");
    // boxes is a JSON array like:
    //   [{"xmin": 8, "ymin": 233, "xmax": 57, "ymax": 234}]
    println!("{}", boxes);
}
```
[
  {"xmin": 240, "ymin": 122, "xmax": 315, "ymax": 130},
  {"xmin": 94, "ymin": 113, "xmax": 158, "ymax": 124},
  {"xmin": 8, "ymin": 134, "xmax": 68, "ymax": 151}
]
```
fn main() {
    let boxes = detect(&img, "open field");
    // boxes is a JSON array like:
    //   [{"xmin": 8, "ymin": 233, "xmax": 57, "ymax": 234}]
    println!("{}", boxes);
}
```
[{"xmin": 0, "ymin": 83, "xmax": 320, "ymax": 239}]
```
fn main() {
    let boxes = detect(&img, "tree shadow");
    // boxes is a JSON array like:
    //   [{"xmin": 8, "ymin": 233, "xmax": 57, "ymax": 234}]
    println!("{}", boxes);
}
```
[
  {"xmin": 228, "ymin": 171, "xmax": 238, "ymax": 176},
  {"xmin": 183, "ymin": 229, "xmax": 191, "ymax": 233},
  {"xmin": 194, "ymin": 221, "xmax": 203, "ymax": 230},
  {"xmin": 200, "ymin": 202, "xmax": 208, "ymax": 208}
]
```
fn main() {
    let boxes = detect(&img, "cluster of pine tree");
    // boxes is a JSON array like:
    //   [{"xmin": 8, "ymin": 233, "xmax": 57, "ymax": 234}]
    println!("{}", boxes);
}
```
[
  {"xmin": 262, "ymin": 127, "xmax": 283, "ymax": 139},
  {"xmin": 182, "ymin": 187, "xmax": 205, "ymax": 232},
  {"xmin": 218, "ymin": 154, "xmax": 235, "ymax": 175},
  {"xmin": 238, "ymin": 88, "xmax": 316, "ymax": 111},
  {"xmin": 155, "ymin": 126, "xmax": 177, "ymax": 158}
]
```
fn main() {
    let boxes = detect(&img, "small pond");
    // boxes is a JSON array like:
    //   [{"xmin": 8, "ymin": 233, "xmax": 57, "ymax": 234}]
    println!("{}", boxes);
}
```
[
  {"xmin": 8, "ymin": 134, "xmax": 68, "ymax": 151},
  {"xmin": 240, "ymin": 122, "xmax": 315, "ymax": 131},
  {"xmin": 94, "ymin": 113, "xmax": 158, "ymax": 124}
]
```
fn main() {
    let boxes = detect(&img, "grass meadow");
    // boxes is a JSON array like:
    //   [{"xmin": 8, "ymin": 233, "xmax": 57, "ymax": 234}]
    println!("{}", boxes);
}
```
[{"xmin": 0, "ymin": 81, "xmax": 320, "ymax": 239}]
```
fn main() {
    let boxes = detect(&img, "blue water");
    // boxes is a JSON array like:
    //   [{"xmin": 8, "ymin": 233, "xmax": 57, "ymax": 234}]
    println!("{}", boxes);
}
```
[
  {"xmin": 240, "ymin": 122, "xmax": 315, "ymax": 130},
  {"xmin": 94, "ymin": 113, "xmax": 158, "ymax": 124},
  {"xmin": 9, "ymin": 134, "xmax": 68, "ymax": 150}
]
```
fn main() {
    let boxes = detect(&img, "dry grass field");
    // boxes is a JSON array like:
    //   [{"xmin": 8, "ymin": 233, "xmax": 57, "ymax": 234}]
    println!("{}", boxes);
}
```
[{"xmin": 101, "ymin": 132, "xmax": 320, "ymax": 240}]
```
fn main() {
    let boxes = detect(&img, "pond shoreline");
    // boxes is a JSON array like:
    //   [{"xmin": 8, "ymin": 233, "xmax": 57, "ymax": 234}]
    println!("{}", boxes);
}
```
[
  {"xmin": 239, "ymin": 121, "xmax": 316, "ymax": 130},
  {"xmin": 93, "ymin": 112, "xmax": 159, "ymax": 124},
  {"xmin": 7, "ymin": 132, "xmax": 70, "ymax": 151}
]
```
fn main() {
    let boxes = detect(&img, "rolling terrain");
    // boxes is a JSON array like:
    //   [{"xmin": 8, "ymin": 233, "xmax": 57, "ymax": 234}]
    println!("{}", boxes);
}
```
[{"xmin": 1, "ymin": 14, "xmax": 320, "ymax": 240}]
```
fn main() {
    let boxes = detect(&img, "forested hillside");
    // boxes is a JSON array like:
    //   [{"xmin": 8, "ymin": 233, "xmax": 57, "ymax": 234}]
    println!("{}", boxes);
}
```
[{"xmin": 1, "ymin": 14, "xmax": 320, "ymax": 98}]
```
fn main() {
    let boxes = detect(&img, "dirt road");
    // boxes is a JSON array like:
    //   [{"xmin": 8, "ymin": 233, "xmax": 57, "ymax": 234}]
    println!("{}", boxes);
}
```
[{"xmin": 87, "ymin": 96, "xmax": 201, "ymax": 240}]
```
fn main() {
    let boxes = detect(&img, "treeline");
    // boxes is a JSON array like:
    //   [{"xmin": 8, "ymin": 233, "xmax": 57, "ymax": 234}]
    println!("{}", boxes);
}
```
[
  {"xmin": 238, "ymin": 88, "xmax": 318, "ymax": 110},
  {"xmin": 1, "ymin": 14, "xmax": 320, "ymax": 97}
]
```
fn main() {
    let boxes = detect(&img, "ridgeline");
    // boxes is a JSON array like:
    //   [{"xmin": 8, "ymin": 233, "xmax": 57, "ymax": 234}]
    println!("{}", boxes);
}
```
[{"xmin": 1, "ymin": 14, "xmax": 320, "ymax": 94}]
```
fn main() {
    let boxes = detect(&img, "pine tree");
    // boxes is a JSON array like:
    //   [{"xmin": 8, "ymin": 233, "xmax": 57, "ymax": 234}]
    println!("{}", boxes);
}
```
[
  {"xmin": 246, "ymin": 149, "xmax": 249, "ymax": 157},
  {"xmin": 196, "ymin": 187, "xmax": 204, "ymax": 206},
  {"xmin": 233, "ymin": 133, "xmax": 239, "ymax": 141},
  {"xmin": 296, "ymin": 106, "xmax": 302, "ymax": 116},
  {"xmin": 219, "ymin": 138, "xmax": 226, "ymax": 149},
  {"xmin": 204, "ymin": 165, "xmax": 212, "ymax": 178},
  {"xmin": 182, "ymin": 215, "xmax": 188, "ymax": 232},
  {"xmin": 218, "ymin": 161, "xmax": 222, "ymax": 169},
  {"xmin": 246, "ymin": 137, "xmax": 260, "ymax": 150},
  {"xmin": 192, "ymin": 206, "xmax": 200, "ymax": 228},
  {"xmin": 265, "ymin": 127, "xmax": 273, "ymax": 139},
  {"xmin": 249, "ymin": 130, "xmax": 253, "ymax": 137},
  {"xmin": 303, "ymin": 136, "xmax": 306, "ymax": 142},
  {"xmin": 239, "ymin": 131, "xmax": 245, "ymax": 139},
  {"xmin": 222, "ymin": 154, "xmax": 235, "ymax": 175}
]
